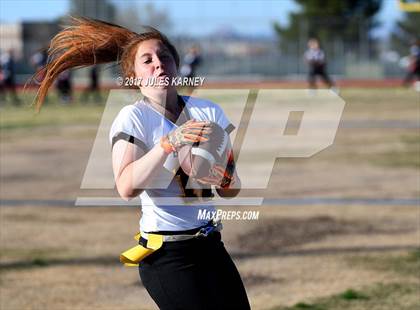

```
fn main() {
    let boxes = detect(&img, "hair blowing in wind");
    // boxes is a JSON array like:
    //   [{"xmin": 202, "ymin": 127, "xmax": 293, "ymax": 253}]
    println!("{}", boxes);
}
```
[
  {"xmin": 33, "ymin": 17, "xmax": 179, "ymax": 112},
  {"xmin": 33, "ymin": 17, "xmax": 137, "ymax": 111}
]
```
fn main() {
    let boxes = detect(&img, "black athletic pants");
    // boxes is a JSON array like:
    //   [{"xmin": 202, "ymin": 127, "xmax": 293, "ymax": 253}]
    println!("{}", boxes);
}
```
[
  {"xmin": 139, "ymin": 232, "xmax": 251, "ymax": 310},
  {"xmin": 403, "ymin": 64, "xmax": 420, "ymax": 86},
  {"xmin": 309, "ymin": 64, "xmax": 334, "ymax": 88}
]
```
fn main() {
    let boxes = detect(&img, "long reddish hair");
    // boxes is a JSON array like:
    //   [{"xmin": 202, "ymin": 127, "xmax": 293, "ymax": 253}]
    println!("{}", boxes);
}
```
[{"xmin": 33, "ymin": 17, "xmax": 179, "ymax": 111}]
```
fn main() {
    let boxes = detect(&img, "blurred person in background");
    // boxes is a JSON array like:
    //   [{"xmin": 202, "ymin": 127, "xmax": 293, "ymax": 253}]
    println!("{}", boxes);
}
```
[
  {"xmin": 81, "ymin": 66, "xmax": 102, "ymax": 103},
  {"xmin": 304, "ymin": 38, "xmax": 336, "ymax": 92},
  {"xmin": 31, "ymin": 49, "xmax": 48, "ymax": 75},
  {"xmin": 0, "ymin": 49, "xmax": 21, "ymax": 105},
  {"xmin": 180, "ymin": 44, "xmax": 202, "ymax": 79},
  {"xmin": 56, "ymin": 70, "xmax": 73, "ymax": 103},
  {"xmin": 30, "ymin": 49, "xmax": 49, "ymax": 103},
  {"xmin": 180, "ymin": 45, "xmax": 202, "ymax": 95},
  {"xmin": 402, "ymin": 39, "xmax": 420, "ymax": 90},
  {"xmin": 0, "ymin": 52, "xmax": 4, "ymax": 105}
]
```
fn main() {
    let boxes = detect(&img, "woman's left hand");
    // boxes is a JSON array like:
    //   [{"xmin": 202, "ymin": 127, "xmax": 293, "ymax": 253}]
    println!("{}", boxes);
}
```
[{"xmin": 196, "ymin": 164, "xmax": 236, "ymax": 188}]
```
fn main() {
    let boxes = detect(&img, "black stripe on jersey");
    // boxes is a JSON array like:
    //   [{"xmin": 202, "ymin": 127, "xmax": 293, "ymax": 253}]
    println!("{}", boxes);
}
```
[
  {"xmin": 111, "ymin": 132, "xmax": 148, "ymax": 152},
  {"xmin": 225, "ymin": 123, "xmax": 235, "ymax": 134}
]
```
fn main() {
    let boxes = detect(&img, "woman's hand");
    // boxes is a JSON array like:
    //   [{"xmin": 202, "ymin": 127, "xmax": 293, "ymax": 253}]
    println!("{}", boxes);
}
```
[
  {"xmin": 196, "ymin": 148, "xmax": 240, "ymax": 198},
  {"xmin": 161, "ymin": 119, "xmax": 212, "ymax": 153},
  {"xmin": 196, "ymin": 164, "xmax": 236, "ymax": 188}
]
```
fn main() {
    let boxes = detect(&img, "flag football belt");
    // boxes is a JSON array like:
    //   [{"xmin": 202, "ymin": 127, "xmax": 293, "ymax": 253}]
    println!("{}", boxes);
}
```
[{"xmin": 120, "ymin": 219, "xmax": 222, "ymax": 266}]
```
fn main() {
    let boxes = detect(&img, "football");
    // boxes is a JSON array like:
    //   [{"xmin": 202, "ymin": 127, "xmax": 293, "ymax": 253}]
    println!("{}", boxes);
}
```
[{"xmin": 177, "ymin": 121, "xmax": 230, "ymax": 179}]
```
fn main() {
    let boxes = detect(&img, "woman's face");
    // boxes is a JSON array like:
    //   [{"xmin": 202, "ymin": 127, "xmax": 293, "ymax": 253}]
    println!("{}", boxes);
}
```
[
  {"xmin": 134, "ymin": 39, "xmax": 177, "ymax": 94},
  {"xmin": 308, "ymin": 39, "xmax": 319, "ymax": 49}
]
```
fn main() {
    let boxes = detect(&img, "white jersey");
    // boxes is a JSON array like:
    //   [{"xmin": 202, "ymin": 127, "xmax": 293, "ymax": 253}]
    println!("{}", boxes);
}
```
[
  {"xmin": 304, "ymin": 48, "xmax": 325, "ymax": 65},
  {"xmin": 109, "ymin": 95, "xmax": 234, "ymax": 233}
]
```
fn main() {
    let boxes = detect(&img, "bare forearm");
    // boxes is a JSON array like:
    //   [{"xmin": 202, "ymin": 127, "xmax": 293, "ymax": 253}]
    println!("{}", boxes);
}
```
[{"xmin": 118, "ymin": 143, "xmax": 168, "ymax": 199}]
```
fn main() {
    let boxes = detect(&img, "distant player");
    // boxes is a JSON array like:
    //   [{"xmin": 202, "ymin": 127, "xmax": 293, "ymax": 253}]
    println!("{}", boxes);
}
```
[
  {"xmin": 81, "ymin": 66, "xmax": 102, "ymax": 103},
  {"xmin": 30, "ymin": 49, "xmax": 48, "ymax": 77},
  {"xmin": 180, "ymin": 44, "xmax": 202, "ymax": 79},
  {"xmin": 180, "ymin": 45, "xmax": 202, "ymax": 94},
  {"xmin": 402, "ymin": 39, "xmax": 420, "ymax": 90},
  {"xmin": 30, "ymin": 49, "xmax": 49, "ymax": 103},
  {"xmin": 0, "ymin": 49, "xmax": 21, "ymax": 105},
  {"xmin": 304, "ymin": 38, "xmax": 336, "ymax": 91},
  {"xmin": 56, "ymin": 70, "xmax": 72, "ymax": 103}
]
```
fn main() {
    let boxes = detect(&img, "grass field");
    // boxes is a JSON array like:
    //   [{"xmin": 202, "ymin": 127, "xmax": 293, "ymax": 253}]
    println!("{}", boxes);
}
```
[
  {"xmin": 1, "ymin": 87, "xmax": 419, "ymax": 309},
  {"xmin": 272, "ymin": 250, "xmax": 420, "ymax": 310}
]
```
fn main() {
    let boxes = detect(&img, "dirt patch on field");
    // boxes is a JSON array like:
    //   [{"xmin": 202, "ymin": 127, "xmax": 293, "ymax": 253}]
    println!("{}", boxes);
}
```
[
  {"xmin": 242, "ymin": 272, "xmax": 283, "ymax": 287},
  {"xmin": 236, "ymin": 216, "xmax": 414, "ymax": 252}
]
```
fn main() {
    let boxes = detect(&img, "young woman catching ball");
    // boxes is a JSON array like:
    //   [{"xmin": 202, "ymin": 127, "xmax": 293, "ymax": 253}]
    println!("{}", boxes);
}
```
[{"xmin": 34, "ymin": 17, "xmax": 250, "ymax": 310}]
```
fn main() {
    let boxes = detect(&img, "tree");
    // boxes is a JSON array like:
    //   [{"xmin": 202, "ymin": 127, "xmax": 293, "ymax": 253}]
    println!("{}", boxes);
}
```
[
  {"xmin": 274, "ymin": 0, "xmax": 382, "ymax": 50},
  {"xmin": 390, "ymin": 12, "xmax": 420, "ymax": 55},
  {"xmin": 115, "ymin": 2, "xmax": 172, "ymax": 34},
  {"xmin": 115, "ymin": 3, "xmax": 142, "ymax": 32}
]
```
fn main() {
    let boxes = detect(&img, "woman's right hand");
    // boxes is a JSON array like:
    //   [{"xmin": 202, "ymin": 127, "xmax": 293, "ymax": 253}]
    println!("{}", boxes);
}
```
[{"xmin": 161, "ymin": 119, "xmax": 212, "ymax": 153}]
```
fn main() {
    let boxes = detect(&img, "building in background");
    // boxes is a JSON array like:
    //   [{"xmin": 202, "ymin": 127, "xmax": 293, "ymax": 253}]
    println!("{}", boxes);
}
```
[
  {"xmin": 70, "ymin": 0, "xmax": 116, "ymax": 22},
  {"xmin": 0, "ymin": 23, "xmax": 23, "ymax": 58},
  {"xmin": 0, "ymin": 0, "xmax": 412, "ymax": 83},
  {"xmin": 22, "ymin": 21, "xmax": 61, "ymax": 64},
  {"xmin": 0, "ymin": 21, "xmax": 61, "ymax": 83}
]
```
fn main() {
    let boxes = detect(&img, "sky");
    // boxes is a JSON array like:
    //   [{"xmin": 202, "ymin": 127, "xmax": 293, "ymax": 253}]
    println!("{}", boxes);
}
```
[{"xmin": 0, "ymin": 0, "xmax": 403, "ymax": 38}]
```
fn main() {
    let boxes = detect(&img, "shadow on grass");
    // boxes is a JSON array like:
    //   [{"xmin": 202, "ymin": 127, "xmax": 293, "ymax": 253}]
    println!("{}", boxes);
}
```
[
  {"xmin": 230, "ymin": 245, "xmax": 419, "ymax": 260},
  {"xmin": 0, "ymin": 256, "xmax": 119, "ymax": 271},
  {"xmin": 1, "ymin": 245, "xmax": 418, "ymax": 271}
]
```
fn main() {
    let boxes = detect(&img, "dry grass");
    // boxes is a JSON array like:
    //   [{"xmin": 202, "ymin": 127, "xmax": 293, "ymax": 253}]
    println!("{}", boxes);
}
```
[
  {"xmin": 1, "ymin": 88, "xmax": 419, "ymax": 309},
  {"xmin": 0, "ymin": 205, "xmax": 418, "ymax": 309}
]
